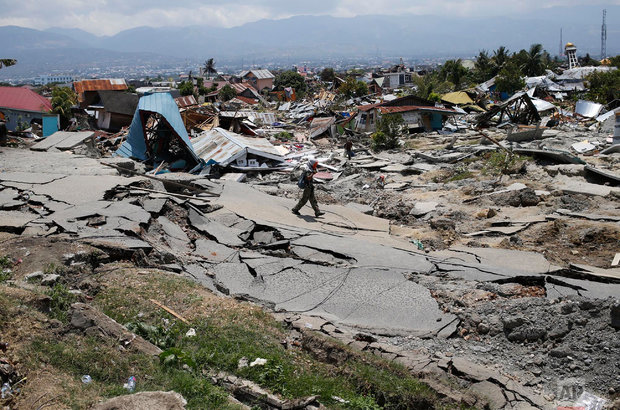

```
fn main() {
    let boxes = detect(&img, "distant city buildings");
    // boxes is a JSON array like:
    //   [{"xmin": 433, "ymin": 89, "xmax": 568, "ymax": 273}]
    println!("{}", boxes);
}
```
[{"xmin": 33, "ymin": 75, "xmax": 76, "ymax": 85}]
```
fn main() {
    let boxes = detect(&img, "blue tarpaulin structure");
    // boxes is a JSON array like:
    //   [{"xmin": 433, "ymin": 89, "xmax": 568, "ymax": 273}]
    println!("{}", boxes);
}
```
[{"xmin": 115, "ymin": 93, "xmax": 199, "ymax": 164}]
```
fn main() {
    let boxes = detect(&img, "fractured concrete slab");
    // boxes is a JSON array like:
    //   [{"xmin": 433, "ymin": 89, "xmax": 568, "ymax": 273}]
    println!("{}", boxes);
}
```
[
  {"xmin": 188, "ymin": 208, "xmax": 246, "ymax": 247},
  {"xmin": 193, "ymin": 239, "xmax": 240, "ymax": 263}
]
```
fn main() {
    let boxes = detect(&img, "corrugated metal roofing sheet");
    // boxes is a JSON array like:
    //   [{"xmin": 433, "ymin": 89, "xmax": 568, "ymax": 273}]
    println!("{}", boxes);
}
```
[
  {"xmin": 378, "ymin": 106, "xmax": 461, "ymax": 115},
  {"xmin": 240, "ymin": 69, "xmax": 275, "ymax": 80},
  {"xmin": 74, "ymin": 79, "xmax": 128, "ymax": 95},
  {"xmin": 234, "ymin": 96, "xmax": 258, "ymax": 105},
  {"xmin": 356, "ymin": 103, "xmax": 380, "ymax": 112},
  {"xmin": 115, "ymin": 92, "xmax": 198, "ymax": 162},
  {"xmin": 191, "ymin": 127, "xmax": 283, "ymax": 166},
  {"xmin": 247, "ymin": 112, "xmax": 277, "ymax": 125},
  {"xmin": 575, "ymin": 99, "xmax": 603, "ymax": 118},
  {"xmin": 175, "ymin": 95, "xmax": 197, "ymax": 108},
  {"xmin": 0, "ymin": 86, "xmax": 52, "ymax": 112}
]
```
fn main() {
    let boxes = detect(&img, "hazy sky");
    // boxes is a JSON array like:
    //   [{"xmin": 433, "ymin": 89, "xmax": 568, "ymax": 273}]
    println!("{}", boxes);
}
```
[{"xmin": 1, "ymin": 0, "xmax": 618, "ymax": 36}]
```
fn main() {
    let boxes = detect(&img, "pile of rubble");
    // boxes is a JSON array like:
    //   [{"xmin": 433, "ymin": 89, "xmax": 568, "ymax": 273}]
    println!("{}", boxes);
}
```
[
  {"xmin": 1, "ymin": 132, "xmax": 618, "ymax": 408},
  {"xmin": 1, "ymin": 59, "xmax": 619, "ymax": 409}
]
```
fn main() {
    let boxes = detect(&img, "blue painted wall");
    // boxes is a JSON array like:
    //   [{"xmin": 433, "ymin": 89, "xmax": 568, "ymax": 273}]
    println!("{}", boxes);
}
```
[{"xmin": 42, "ymin": 114, "xmax": 59, "ymax": 137}]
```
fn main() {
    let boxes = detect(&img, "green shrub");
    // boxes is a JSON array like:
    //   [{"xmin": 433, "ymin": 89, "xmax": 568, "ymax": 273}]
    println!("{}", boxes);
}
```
[
  {"xmin": 46, "ymin": 283, "xmax": 76, "ymax": 322},
  {"xmin": 0, "ymin": 255, "xmax": 12, "ymax": 282},
  {"xmin": 274, "ymin": 131, "xmax": 294, "ymax": 141}
]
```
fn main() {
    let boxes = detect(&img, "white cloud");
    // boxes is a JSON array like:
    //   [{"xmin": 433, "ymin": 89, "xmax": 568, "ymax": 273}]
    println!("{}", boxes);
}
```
[{"xmin": 0, "ymin": 0, "xmax": 617, "ymax": 35}]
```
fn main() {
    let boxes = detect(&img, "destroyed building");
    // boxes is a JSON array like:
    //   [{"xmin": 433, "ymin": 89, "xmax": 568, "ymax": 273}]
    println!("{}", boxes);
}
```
[{"xmin": 1, "ymin": 44, "xmax": 620, "ymax": 410}]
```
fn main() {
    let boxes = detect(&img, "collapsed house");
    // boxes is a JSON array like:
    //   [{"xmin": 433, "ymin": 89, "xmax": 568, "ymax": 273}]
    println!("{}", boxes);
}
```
[
  {"xmin": 74, "ymin": 79, "xmax": 129, "ymax": 105},
  {"xmin": 86, "ymin": 90, "xmax": 139, "ymax": 132},
  {"xmin": 475, "ymin": 91, "xmax": 541, "ymax": 128},
  {"xmin": 115, "ymin": 92, "xmax": 201, "ymax": 172},
  {"xmin": 0, "ymin": 86, "xmax": 57, "ymax": 135},
  {"xmin": 355, "ymin": 94, "xmax": 462, "ymax": 133},
  {"xmin": 190, "ymin": 127, "xmax": 286, "ymax": 171}
]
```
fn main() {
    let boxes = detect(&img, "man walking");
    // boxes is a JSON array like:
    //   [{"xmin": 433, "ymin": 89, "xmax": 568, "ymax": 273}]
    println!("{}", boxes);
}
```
[
  {"xmin": 292, "ymin": 157, "xmax": 324, "ymax": 217},
  {"xmin": 344, "ymin": 139, "xmax": 354, "ymax": 160}
]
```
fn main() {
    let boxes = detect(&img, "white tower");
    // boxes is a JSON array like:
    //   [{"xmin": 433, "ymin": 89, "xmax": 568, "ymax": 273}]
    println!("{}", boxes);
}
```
[{"xmin": 565, "ymin": 42, "xmax": 579, "ymax": 70}]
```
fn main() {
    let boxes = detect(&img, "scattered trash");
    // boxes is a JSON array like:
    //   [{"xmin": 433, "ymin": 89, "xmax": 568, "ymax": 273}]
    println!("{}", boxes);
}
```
[
  {"xmin": 1, "ymin": 383, "xmax": 11, "ymax": 399},
  {"xmin": 249, "ymin": 358, "xmax": 267, "ymax": 367},
  {"xmin": 332, "ymin": 396, "xmax": 350, "ymax": 404},
  {"xmin": 123, "ymin": 376, "xmax": 136, "ymax": 392},
  {"xmin": 304, "ymin": 322, "xmax": 313, "ymax": 329},
  {"xmin": 185, "ymin": 328, "xmax": 196, "ymax": 337},
  {"xmin": 410, "ymin": 239, "xmax": 424, "ymax": 250},
  {"xmin": 237, "ymin": 357, "xmax": 249, "ymax": 369},
  {"xmin": 574, "ymin": 391, "xmax": 607, "ymax": 410},
  {"xmin": 81, "ymin": 375, "xmax": 92, "ymax": 384},
  {"xmin": 572, "ymin": 140, "xmax": 596, "ymax": 153}
]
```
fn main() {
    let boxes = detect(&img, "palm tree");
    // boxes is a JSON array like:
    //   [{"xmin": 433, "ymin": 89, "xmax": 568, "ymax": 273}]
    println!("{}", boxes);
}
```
[
  {"xmin": 0, "ymin": 59, "xmax": 16, "ymax": 70},
  {"xmin": 474, "ymin": 50, "xmax": 493, "ymax": 82},
  {"xmin": 492, "ymin": 46, "xmax": 510, "ymax": 75},
  {"xmin": 203, "ymin": 58, "xmax": 216, "ymax": 78},
  {"xmin": 440, "ymin": 59, "xmax": 468, "ymax": 90},
  {"xmin": 523, "ymin": 44, "xmax": 545, "ymax": 77}
]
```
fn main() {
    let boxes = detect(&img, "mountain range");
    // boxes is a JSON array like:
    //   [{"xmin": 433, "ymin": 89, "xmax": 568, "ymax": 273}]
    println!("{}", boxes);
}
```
[{"xmin": 1, "ymin": 5, "xmax": 617, "ymax": 79}]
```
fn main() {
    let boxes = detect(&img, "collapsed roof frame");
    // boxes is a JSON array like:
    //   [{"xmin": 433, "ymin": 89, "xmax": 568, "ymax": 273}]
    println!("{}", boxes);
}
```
[
  {"xmin": 476, "ymin": 92, "xmax": 541, "ymax": 127},
  {"xmin": 115, "ymin": 93, "xmax": 201, "ymax": 167}
]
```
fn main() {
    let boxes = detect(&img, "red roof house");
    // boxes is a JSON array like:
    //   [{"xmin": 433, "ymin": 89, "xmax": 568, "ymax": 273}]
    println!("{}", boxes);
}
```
[{"xmin": 0, "ymin": 86, "xmax": 53, "ymax": 131}]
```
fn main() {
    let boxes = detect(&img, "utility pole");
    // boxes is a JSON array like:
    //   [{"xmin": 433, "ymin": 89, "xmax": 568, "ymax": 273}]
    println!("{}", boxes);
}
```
[
  {"xmin": 559, "ymin": 28, "xmax": 563, "ymax": 58},
  {"xmin": 601, "ymin": 9, "xmax": 607, "ymax": 60}
]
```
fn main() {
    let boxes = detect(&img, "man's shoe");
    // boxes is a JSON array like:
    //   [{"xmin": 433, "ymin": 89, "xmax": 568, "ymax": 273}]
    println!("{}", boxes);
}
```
[
  {"xmin": 292, "ymin": 209, "xmax": 300, "ymax": 215},
  {"xmin": 315, "ymin": 211, "xmax": 325, "ymax": 217}
]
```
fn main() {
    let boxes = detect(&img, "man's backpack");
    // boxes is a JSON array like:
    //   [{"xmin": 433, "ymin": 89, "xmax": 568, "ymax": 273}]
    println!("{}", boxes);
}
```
[{"xmin": 297, "ymin": 172, "xmax": 306, "ymax": 189}]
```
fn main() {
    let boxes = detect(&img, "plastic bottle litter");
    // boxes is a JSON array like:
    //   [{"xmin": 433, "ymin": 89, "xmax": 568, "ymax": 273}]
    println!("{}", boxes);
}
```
[
  {"xmin": 410, "ymin": 239, "xmax": 424, "ymax": 250},
  {"xmin": 249, "ymin": 358, "xmax": 267, "ymax": 367},
  {"xmin": 124, "ymin": 376, "xmax": 136, "ymax": 392},
  {"xmin": 1, "ymin": 383, "xmax": 11, "ymax": 399},
  {"xmin": 81, "ymin": 375, "xmax": 92, "ymax": 384},
  {"xmin": 574, "ymin": 391, "xmax": 607, "ymax": 410}
]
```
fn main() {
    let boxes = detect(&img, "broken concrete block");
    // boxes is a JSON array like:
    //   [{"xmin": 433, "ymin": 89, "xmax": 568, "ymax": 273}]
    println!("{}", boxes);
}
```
[
  {"xmin": 25, "ymin": 271, "xmax": 44, "ymax": 281},
  {"xmin": 41, "ymin": 274, "xmax": 60, "ymax": 286},
  {"xmin": 70, "ymin": 303, "xmax": 162, "ymax": 356},
  {"xmin": 345, "ymin": 202, "xmax": 373, "ymax": 215},
  {"xmin": 91, "ymin": 391, "xmax": 187, "ymax": 410},
  {"xmin": 409, "ymin": 201, "xmax": 438, "ymax": 217},
  {"xmin": 470, "ymin": 380, "xmax": 507, "ymax": 409}
]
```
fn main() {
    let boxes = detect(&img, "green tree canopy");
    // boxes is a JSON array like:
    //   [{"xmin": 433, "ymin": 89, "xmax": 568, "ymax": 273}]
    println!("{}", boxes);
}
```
[
  {"xmin": 495, "ymin": 61, "xmax": 525, "ymax": 94},
  {"xmin": 218, "ymin": 84, "xmax": 237, "ymax": 102},
  {"xmin": 473, "ymin": 50, "xmax": 493, "ymax": 83},
  {"xmin": 337, "ymin": 77, "xmax": 368, "ymax": 98},
  {"xmin": 411, "ymin": 72, "xmax": 454, "ymax": 100},
  {"xmin": 51, "ymin": 86, "xmax": 77, "ymax": 124},
  {"xmin": 178, "ymin": 81, "xmax": 195, "ymax": 97},
  {"xmin": 204, "ymin": 58, "xmax": 216, "ymax": 77},
  {"xmin": 320, "ymin": 68, "xmax": 336, "ymax": 82},
  {"xmin": 492, "ymin": 46, "xmax": 510, "ymax": 74},
  {"xmin": 581, "ymin": 53, "xmax": 600, "ymax": 67},
  {"xmin": 371, "ymin": 114, "xmax": 404, "ymax": 151},
  {"xmin": 585, "ymin": 69, "xmax": 620, "ymax": 104},
  {"xmin": 274, "ymin": 70, "xmax": 307, "ymax": 93},
  {"xmin": 440, "ymin": 59, "xmax": 469, "ymax": 90},
  {"xmin": 521, "ymin": 44, "xmax": 546, "ymax": 77}
]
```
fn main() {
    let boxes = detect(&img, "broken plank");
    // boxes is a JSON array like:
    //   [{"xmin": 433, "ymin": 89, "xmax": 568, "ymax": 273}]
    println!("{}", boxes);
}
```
[{"xmin": 149, "ymin": 299, "xmax": 189, "ymax": 324}]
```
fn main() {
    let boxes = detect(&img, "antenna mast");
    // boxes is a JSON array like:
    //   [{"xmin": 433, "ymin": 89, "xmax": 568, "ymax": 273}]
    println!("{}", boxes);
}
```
[{"xmin": 601, "ymin": 9, "xmax": 607, "ymax": 59}]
